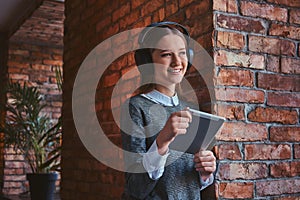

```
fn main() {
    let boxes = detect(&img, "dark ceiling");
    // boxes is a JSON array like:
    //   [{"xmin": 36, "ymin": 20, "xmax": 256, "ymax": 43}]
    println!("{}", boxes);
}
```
[
  {"xmin": 0, "ymin": 0, "xmax": 64, "ymax": 43},
  {"xmin": 0, "ymin": 0, "xmax": 43, "ymax": 37}
]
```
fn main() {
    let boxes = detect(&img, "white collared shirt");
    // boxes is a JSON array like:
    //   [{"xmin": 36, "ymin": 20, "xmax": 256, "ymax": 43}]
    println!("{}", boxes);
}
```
[{"xmin": 141, "ymin": 89, "xmax": 179, "ymax": 106}]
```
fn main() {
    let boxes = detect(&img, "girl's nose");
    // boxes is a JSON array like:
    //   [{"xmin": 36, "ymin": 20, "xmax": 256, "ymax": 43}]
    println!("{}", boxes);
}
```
[{"xmin": 171, "ymin": 54, "xmax": 181, "ymax": 67}]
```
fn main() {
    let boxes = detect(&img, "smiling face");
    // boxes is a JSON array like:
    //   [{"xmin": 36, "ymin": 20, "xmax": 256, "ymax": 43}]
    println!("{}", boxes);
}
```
[{"xmin": 151, "ymin": 34, "xmax": 188, "ymax": 96}]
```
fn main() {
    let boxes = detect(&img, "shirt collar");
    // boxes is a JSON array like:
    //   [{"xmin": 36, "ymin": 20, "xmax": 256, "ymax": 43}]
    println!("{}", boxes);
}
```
[{"xmin": 141, "ymin": 90, "xmax": 179, "ymax": 106}]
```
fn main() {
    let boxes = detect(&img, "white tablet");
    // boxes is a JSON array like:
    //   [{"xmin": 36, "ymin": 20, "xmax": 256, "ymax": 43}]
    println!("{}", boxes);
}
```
[{"xmin": 169, "ymin": 108, "xmax": 225, "ymax": 154}]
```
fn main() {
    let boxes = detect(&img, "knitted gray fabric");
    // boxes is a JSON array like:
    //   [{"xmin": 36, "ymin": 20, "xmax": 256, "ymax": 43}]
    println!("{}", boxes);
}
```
[{"xmin": 121, "ymin": 95, "xmax": 206, "ymax": 200}]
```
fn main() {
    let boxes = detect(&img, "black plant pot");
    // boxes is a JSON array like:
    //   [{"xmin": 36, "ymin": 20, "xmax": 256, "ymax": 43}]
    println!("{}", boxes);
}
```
[{"xmin": 27, "ymin": 172, "xmax": 58, "ymax": 200}]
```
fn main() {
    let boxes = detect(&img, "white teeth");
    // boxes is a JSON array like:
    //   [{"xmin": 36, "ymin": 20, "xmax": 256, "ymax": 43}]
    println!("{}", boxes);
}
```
[{"xmin": 168, "ymin": 68, "xmax": 181, "ymax": 73}]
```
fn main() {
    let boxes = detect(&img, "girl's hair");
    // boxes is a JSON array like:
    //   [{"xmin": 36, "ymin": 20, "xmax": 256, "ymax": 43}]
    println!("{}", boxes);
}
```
[{"xmin": 136, "ymin": 25, "xmax": 188, "ymax": 95}]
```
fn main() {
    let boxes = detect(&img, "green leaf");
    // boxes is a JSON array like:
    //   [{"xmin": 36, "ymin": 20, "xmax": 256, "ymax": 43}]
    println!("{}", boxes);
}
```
[{"xmin": 1, "ymin": 80, "xmax": 62, "ymax": 174}]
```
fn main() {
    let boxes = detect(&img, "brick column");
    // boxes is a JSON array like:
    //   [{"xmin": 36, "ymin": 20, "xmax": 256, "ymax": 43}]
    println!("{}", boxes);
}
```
[{"xmin": 213, "ymin": 0, "xmax": 300, "ymax": 199}]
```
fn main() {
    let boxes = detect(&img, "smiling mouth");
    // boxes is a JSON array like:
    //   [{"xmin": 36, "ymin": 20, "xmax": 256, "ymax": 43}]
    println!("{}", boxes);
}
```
[{"xmin": 167, "ymin": 68, "xmax": 182, "ymax": 73}]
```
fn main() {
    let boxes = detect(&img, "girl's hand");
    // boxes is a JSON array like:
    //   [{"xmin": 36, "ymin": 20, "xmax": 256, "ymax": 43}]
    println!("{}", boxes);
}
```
[
  {"xmin": 193, "ymin": 150, "xmax": 216, "ymax": 181},
  {"xmin": 156, "ymin": 108, "xmax": 192, "ymax": 155}
]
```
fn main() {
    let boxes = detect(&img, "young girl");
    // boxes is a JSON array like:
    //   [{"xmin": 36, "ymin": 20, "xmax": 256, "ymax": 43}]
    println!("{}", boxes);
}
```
[{"xmin": 121, "ymin": 22, "xmax": 216, "ymax": 200}]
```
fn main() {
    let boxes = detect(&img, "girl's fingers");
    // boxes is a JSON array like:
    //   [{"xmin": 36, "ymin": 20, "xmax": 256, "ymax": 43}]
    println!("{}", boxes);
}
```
[
  {"xmin": 194, "ymin": 160, "xmax": 215, "ymax": 168},
  {"xmin": 194, "ymin": 159, "xmax": 216, "ymax": 172},
  {"xmin": 195, "ymin": 166, "xmax": 215, "ymax": 173},
  {"xmin": 173, "ymin": 110, "xmax": 192, "ymax": 123},
  {"xmin": 176, "ymin": 121, "xmax": 190, "ymax": 128},
  {"xmin": 197, "ymin": 150, "xmax": 214, "ymax": 157},
  {"xmin": 193, "ymin": 151, "xmax": 216, "ymax": 172},
  {"xmin": 194, "ymin": 155, "xmax": 215, "ymax": 163}
]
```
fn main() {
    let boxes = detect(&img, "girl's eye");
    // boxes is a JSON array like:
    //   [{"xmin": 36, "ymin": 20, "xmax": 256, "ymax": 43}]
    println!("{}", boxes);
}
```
[
  {"xmin": 161, "ymin": 53, "xmax": 172, "ymax": 57},
  {"xmin": 179, "ymin": 51, "xmax": 186, "ymax": 56}
]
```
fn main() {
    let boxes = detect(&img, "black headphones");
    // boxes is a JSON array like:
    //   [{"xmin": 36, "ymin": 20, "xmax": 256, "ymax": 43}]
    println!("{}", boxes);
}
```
[{"xmin": 134, "ymin": 21, "xmax": 194, "ymax": 75}]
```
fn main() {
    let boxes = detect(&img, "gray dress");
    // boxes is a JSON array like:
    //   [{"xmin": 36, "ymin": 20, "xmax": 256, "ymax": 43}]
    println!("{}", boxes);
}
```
[{"xmin": 121, "ymin": 93, "xmax": 213, "ymax": 200}]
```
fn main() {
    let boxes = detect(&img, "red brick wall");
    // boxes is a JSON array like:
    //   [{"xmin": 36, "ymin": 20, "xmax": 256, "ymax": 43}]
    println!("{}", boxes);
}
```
[
  {"xmin": 62, "ymin": 0, "xmax": 213, "ymax": 199},
  {"xmin": 7, "ymin": 42, "xmax": 63, "ymax": 119},
  {"xmin": 63, "ymin": 0, "xmax": 300, "ymax": 199},
  {"xmin": 213, "ymin": 0, "xmax": 300, "ymax": 199},
  {"xmin": 2, "ymin": 42, "xmax": 63, "ymax": 195}
]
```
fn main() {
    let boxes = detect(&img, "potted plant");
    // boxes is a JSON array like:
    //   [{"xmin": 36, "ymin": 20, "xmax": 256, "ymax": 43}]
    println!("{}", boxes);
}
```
[{"xmin": 0, "ymin": 80, "xmax": 62, "ymax": 200}]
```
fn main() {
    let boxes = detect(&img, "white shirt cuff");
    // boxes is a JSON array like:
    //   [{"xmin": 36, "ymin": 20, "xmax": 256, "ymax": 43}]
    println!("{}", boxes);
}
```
[
  {"xmin": 199, "ymin": 173, "xmax": 214, "ymax": 190},
  {"xmin": 143, "ymin": 140, "xmax": 169, "ymax": 180}
]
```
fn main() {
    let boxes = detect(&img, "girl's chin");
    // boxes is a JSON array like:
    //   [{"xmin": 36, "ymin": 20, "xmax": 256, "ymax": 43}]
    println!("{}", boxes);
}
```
[
  {"xmin": 155, "ymin": 76, "xmax": 184, "ymax": 86},
  {"xmin": 164, "ymin": 79, "xmax": 184, "ymax": 86},
  {"xmin": 170, "ymin": 76, "xmax": 184, "ymax": 83}
]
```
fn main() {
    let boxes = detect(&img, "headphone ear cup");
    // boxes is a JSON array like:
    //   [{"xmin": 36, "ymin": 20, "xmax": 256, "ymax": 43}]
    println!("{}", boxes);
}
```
[
  {"xmin": 187, "ymin": 48, "xmax": 194, "ymax": 70},
  {"xmin": 134, "ymin": 49, "xmax": 150, "ymax": 67},
  {"xmin": 134, "ymin": 49, "xmax": 154, "ymax": 77}
]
